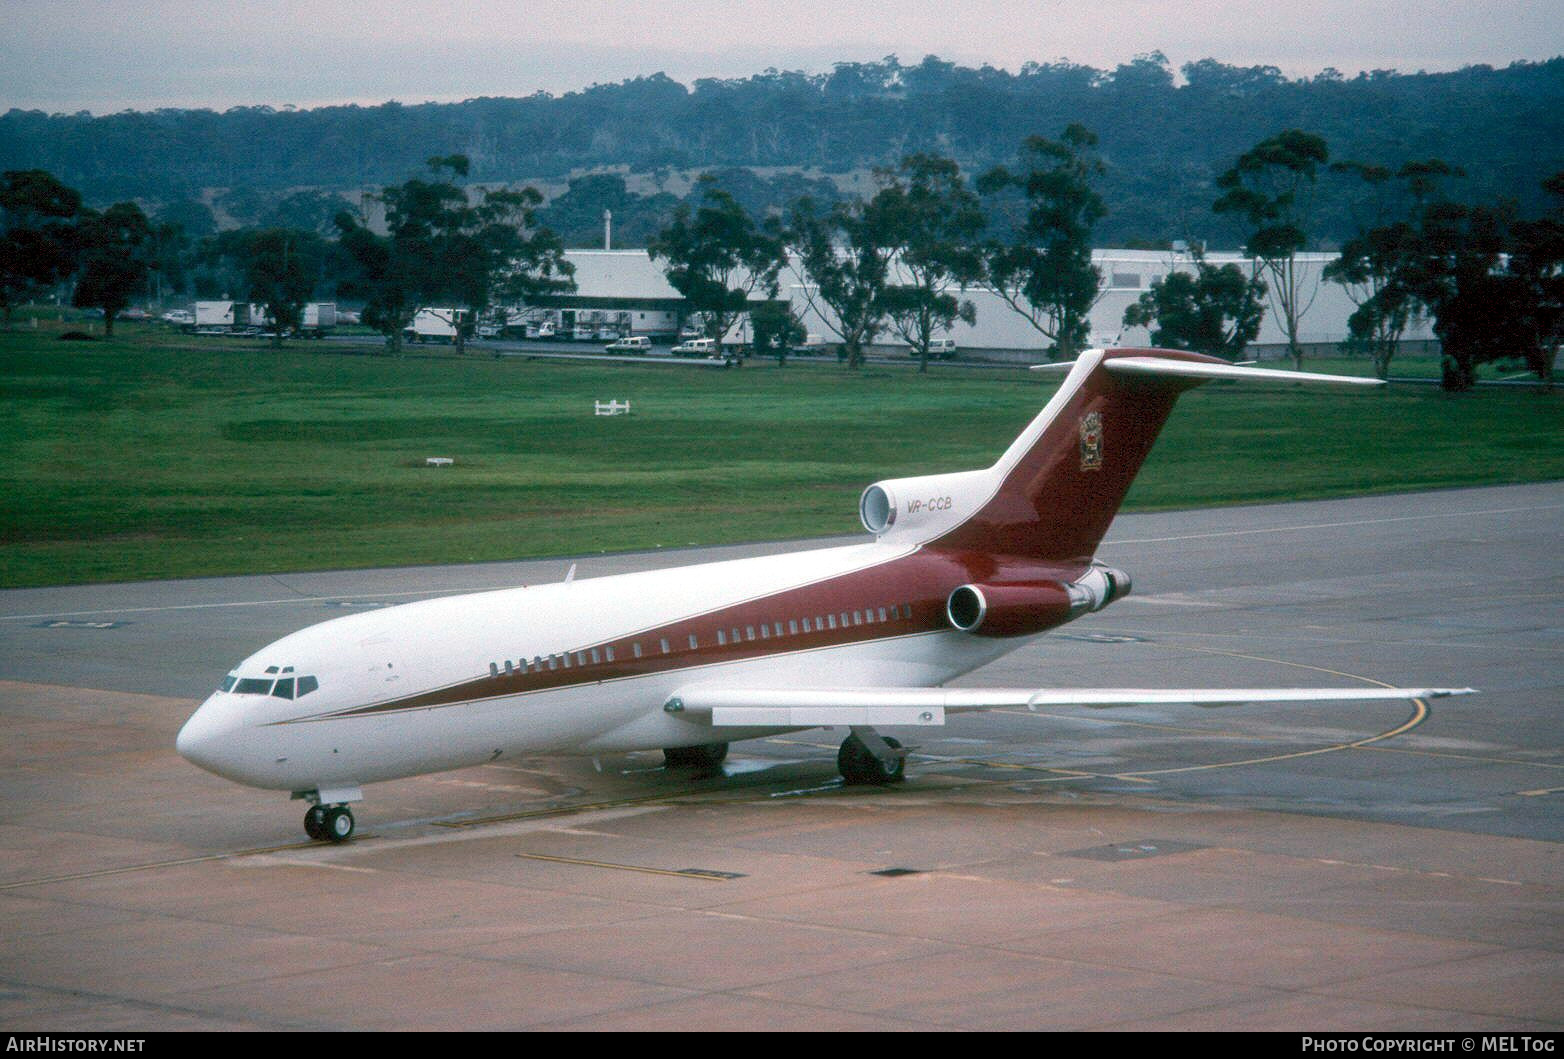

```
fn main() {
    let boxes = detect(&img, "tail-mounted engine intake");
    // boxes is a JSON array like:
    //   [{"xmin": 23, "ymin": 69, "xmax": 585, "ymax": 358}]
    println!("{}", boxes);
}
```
[
  {"xmin": 859, "ymin": 469, "xmax": 994, "ymax": 543},
  {"xmin": 946, "ymin": 565, "xmax": 1132, "ymax": 637}
]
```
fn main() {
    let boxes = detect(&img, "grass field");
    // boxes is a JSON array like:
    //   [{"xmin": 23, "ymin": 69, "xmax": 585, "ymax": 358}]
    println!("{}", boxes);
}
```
[{"xmin": 3, "ymin": 321, "xmax": 1560, "ymax": 588}]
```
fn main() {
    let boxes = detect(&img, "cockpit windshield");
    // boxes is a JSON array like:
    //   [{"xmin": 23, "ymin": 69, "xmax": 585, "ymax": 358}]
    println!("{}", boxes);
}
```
[{"xmin": 220, "ymin": 671, "xmax": 320, "ymax": 699}]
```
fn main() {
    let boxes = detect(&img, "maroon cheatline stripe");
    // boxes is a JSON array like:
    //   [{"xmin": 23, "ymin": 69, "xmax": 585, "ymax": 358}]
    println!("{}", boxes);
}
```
[{"xmin": 277, "ymin": 548, "xmax": 1089, "ymax": 723}]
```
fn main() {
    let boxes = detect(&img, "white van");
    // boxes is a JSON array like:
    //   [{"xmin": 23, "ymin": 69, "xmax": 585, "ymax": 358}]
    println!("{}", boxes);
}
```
[
  {"xmin": 605, "ymin": 335, "xmax": 652, "ymax": 353},
  {"xmin": 910, "ymin": 337, "xmax": 959, "ymax": 360},
  {"xmin": 672, "ymin": 337, "xmax": 716, "ymax": 357}
]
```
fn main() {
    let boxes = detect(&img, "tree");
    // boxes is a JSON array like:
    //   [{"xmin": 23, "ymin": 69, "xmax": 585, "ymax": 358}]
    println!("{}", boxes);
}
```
[
  {"xmin": 748, "ymin": 300, "xmax": 806, "ymax": 365},
  {"xmin": 788, "ymin": 194, "xmax": 899, "ymax": 369},
  {"xmin": 1325, "ymin": 159, "xmax": 1464, "ymax": 378},
  {"xmin": 874, "ymin": 154, "xmax": 984, "ymax": 372},
  {"xmin": 72, "ymin": 202, "xmax": 152, "ymax": 335},
  {"xmin": 337, "ymin": 155, "xmax": 573, "ymax": 354},
  {"xmin": 648, "ymin": 176, "xmax": 787, "ymax": 355},
  {"xmin": 978, "ymin": 125, "xmax": 1106, "ymax": 360},
  {"xmin": 1507, "ymin": 172, "xmax": 1564, "ymax": 390},
  {"xmin": 1398, "ymin": 200, "xmax": 1529, "ymax": 391},
  {"xmin": 236, "ymin": 228, "xmax": 325, "ymax": 346},
  {"xmin": 0, "ymin": 170, "xmax": 82, "ymax": 325},
  {"xmin": 1213, "ymin": 130, "xmax": 1330, "ymax": 370},
  {"xmin": 1122, "ymin": 251, "xmax": 1267, "ymax": 358}
]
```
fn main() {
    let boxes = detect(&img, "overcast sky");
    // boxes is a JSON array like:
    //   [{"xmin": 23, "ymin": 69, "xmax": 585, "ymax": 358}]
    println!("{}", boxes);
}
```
[{"xmin": 4, "ymin": 0, "xmax": 1561, "ymax": 114}]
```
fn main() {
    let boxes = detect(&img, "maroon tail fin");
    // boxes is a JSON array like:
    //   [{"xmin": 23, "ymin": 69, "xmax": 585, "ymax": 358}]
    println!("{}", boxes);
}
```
[{"xmin": 930, "ymin": 348, "xmax": 1224, "ymax": 563}]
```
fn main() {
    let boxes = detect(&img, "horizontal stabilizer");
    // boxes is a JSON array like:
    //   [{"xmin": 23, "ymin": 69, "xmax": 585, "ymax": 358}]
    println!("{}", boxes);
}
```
[
  {"xmin": 669, "ymin": 685, "xmax": 1474, "ymax": 727},
  {"xmin": 1031, "ymin": 353, "xmax": 1383, "ymax": 387}
]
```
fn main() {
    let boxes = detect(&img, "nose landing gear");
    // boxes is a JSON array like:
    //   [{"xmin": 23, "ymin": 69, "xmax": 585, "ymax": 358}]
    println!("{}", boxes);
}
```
[
  {"xmin": 304, "ymin": 804, "xmax": 356, "ymax": 842},
  {"xmin": 294, "ymin": 786, "xmax": 363, "ymax": 843}
]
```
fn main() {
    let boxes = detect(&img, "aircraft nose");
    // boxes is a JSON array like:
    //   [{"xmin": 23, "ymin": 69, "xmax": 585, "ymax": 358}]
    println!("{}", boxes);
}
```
[{"xmin": 176, "ymin": 698, "xmax": 237, "ymax": 777}]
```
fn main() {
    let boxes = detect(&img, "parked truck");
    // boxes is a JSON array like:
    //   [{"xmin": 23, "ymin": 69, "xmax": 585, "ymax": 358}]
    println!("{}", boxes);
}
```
[
  {"xmin": 193, "ymin": 301, "xmax": 336, "ymax": 337},
  {"xmin": 402, "ymin": 307, "xmax": 468, "ymax": 344},
  {"xmin": 193, "ymin": 301, "xmax": 249, "ymax": 334},
  {"xmin": 297, "ymin": 302, "xmax": 337, "ymax": 338}
]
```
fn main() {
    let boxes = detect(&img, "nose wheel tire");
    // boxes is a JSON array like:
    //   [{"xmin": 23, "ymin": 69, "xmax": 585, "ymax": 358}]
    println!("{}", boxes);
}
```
[
  {"xmin": 323, "ymin": 806, "xmax": 355, "ymax": 842},
  {"xmin": 838, "ymin": 733, "xmax": 905, "ymax": 785},
  {"xmin": 304, "ymin": 805, "xmax": 355, "ymax": 842}
]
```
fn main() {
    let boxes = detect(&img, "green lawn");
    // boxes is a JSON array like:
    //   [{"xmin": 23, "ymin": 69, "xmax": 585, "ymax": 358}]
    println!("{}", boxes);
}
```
[{"xmin": 3, "ymin": 322, "xmax": 1560, "ymax": 587}]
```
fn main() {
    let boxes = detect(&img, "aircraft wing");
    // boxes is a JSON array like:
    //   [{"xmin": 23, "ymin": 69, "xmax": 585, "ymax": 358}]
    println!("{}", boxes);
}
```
[{"xmin": 665, "ymin": 685, "xmax": 1475, "ymax": 728}]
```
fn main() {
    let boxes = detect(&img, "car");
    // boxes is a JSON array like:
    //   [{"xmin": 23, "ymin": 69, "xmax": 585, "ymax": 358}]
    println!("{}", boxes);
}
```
[{"xmin": 475, "ymin": 323, "xmax": 502, "ymax": 339}]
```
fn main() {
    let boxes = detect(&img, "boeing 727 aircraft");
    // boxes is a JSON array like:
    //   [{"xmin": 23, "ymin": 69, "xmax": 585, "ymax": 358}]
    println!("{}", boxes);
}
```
[{"xmin": 177, "ymin": 348, "xmax": 1472, "ymax": 842}]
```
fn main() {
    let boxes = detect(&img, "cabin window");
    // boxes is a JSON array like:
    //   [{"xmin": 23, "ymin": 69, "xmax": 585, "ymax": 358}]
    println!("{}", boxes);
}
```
[
  {"xmin": 717, "ymin": 629, "xmax": 727, "ymax": 645},
  {"xmin": 489, "ymin": 663, "xmax": 498, "ymax": 678},
  {"xmin": 264, "ymin": 666, "xmax": 279, "ymax": 675},
  {"xmin": 633, "ymin": 642, "xmax": 643, "ymax": 659},
  {"xmin": 745, "ymin": 626, "xmax": 755, "ymax": 641},
  {"xmin": 852, "ymin": 611, "xmax": 862, "ymax": 626},
  {"xmin": 802, "ymin": 618, "xmax": 812, "ymax": 632},
  {"xmin": 271, "ymin": 678, "xmax": 295, "ymax": 700},
  {"xmin": 660, "ymin": 638, "xmax": 670, "ymax": 654},
  {"xmin": 878, "ymin": 607, "xmax": 888, "ymax": 622},
  {"xmin": 901, "ymin": 604, "xmax": 912, "ymax": 619},
  {"xmin": 827, "ymin": 615, "xmax": 837, "ymax": 630},
  {"xmin": 605, "ymin": 646, "xmax": 615, "ymax": 662},
  {"xmin": 590, "ymin": 648, "xmax": 600, "ymax": 665},
  {"xmin": 562, "ymin": 654, "xmax": 572, "ymax": 668},
  {"xmin": 234, "ymin": 678, "xmax": 272, "ymax": 695},
  {"xmin": 688, "ymin": 634, "xmax": 699, "ymax": 650},
  {"xmin": 220, "ymin": 674, "xmax": 238, "ymax": 692},
  {"xmin": 760, "ymin": 624, "xmax": 770, "ymax": 639},
  {"xmin": 789, "ymin": 620, "xmax": 799, "ymax": 635},
  {"xmin": 297, "ymin": 675, "xmax": 319, "ymax": 697}
]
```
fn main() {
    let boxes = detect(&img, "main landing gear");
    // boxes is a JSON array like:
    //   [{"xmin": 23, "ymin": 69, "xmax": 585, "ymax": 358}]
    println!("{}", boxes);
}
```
[
  {"xmin": 837, "ymin": 727, "xmax": 906, "ymax": 785},
  {"xmin": 663, "ymin": 742, "xmax": 730, "ymax": 769}
]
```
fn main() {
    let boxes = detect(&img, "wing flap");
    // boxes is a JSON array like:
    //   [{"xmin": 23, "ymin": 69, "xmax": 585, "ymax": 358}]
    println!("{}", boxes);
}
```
[{"xmin": 710, "ymin": 705, "xmax": 945, "ymax": 727}]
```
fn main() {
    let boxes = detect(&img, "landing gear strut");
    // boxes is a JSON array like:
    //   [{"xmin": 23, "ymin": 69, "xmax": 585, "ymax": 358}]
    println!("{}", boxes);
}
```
[
  {"xmin": 663, "ymin": 742, "xmax": 730, "ymax": 769},
  {"xmin": 838, "ymin": 727, "xmax": 906, "ymax": 785}
]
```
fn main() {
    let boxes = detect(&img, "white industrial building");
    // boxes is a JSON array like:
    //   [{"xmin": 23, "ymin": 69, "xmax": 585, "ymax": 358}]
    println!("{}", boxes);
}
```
[{"xmin": 533, "ymin": 249, "xmax": 1437, "ymax": 359}]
